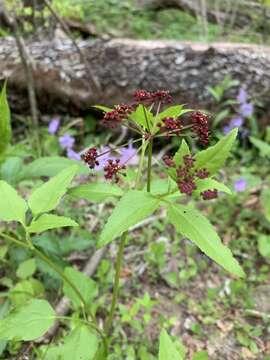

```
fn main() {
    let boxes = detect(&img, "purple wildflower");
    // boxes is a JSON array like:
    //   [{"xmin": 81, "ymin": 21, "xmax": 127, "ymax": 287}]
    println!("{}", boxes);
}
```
[
  {"xmin": 223, "ymin": 125, "xmax": 232, "ymax": 135},
  {"xmin": 48, "ymin": 118, "xmax": 60, "ymax": 135},
  {"xmin": 59, "ymin": 134, "xmax": 75, "ymax": 150},
  {"xmin": 234, "ymin": 178, "xmax": 247, "ymax": 192},
  {"xmin": 67, "ymin": 148, "xmax": 81, "ymax": 161},
  {"xmin": 119, "ymin": 142, "xmax": 138, "ymax": 165},
  {"xmin": 236, "ymin": 88, "xmax": 248, "ymax": 104},
  {"xmin": 230, "ymin": 117, "xmax": 244, "ymax": 128},
  {"xmin": 240, "ymin": 103, "xmax": 253, "ymax": 117}
]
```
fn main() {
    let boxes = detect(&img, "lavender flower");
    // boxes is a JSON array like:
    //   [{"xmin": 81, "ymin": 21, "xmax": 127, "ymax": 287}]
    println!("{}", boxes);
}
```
[
  {"xmin": 234, "ymin": 178, "xmax": 247, "ymax": 192},
  {"xmin": 236, "ymin": 88, "xmax": 248, "ymax": 104},
  {"xmin": 59, "ymin": 134, "xmax": 75, "ymax": 150},
  {"xmin": 92, "ymin": 143, "xmax": 138, "ymax": 171},
  {"xmin": 223, "ymin": 125, "xmax": 232, "ymax": 135},
  {"xmin": 67, "ymin": 148, "xmax": 81, "ymax": 161},
  {"xmin": 48, "ymin": 118, "xmax": 60, "ymax": 135},
  {"xmin": 94, "ymin": 146, "xmax": 115, "ymax": 171},
  {"xmin": 119, "ymin": 142, "xmax": 138, "ymax": 165},
  {"xmin": 240, "ymin": 103, "xmax": 253, "ymax": 117},
  {"xmin": 230, "ymin": 117, "xmax": 244, "ymax": 128}
]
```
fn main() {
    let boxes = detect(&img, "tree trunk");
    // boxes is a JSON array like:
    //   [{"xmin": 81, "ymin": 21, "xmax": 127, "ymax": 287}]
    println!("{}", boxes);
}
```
[{"xmin": 1, "ymin": 37, "xmax": 270, "ymax": 115}]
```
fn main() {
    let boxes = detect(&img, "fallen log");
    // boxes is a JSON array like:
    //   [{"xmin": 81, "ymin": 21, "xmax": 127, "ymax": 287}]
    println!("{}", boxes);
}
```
[{"xmin": 1, "ymin": 37, "xmax": 270, "ymax": 115}]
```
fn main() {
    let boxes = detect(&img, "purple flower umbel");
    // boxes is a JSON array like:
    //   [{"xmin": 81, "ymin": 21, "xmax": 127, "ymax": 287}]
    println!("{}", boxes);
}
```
[
  {"xmin": 48, "ymin": 118, "xmax": 60, "ymax": 135},
  {"xmin": 59, "ymin": 134, "xmax": 75, "ymax": 150},
  {"xmin": 234, "ymin": 178, "xmax": 247, "ymax": 192}
]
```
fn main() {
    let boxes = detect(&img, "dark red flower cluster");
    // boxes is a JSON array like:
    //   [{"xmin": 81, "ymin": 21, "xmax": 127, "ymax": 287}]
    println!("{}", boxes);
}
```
[
  {"xmin": 162, "ymin": 154, "xmax": 175, "ymax": 168},
  {"xmin": 82, "ymin": 147, "xmax": 99, "ymax": 169},
  {"xmin": 201, "ymin": 189, "xmax": 218, "ymax": 200},
  {"xmin": 133, "ymin": 89, "xmax": 172, "ymax": 104},
  {"xmin": 158, "ymin": 117, "xmax": 182, "ymax": 136},
  {"xmin": 152, "ymin": 90, "xmax": 172, "ymax": 104},
  {"xmin": 102, "ymin": 104, "xmax": 133, "ymax": 128},
  {"xmin": 163, "ymin": 154, "xmax": 217, "ymax": 200},
  {"xmin": 191, "ymin": 111, "xmax": 210, "ymax": 145},
  {"xmin": 104, "ymin": 159, "xmax": 126, "ymax": 183}
]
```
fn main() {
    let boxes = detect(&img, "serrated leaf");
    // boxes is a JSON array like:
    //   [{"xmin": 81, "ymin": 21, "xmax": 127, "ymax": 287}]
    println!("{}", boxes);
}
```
[
  {"xmin": 19, "ymin": 157, "xmax": 88, "ymax": 180},
  {"xmin": 194, "ymin": 178, "xmax": 232, "ymax": 195},
  {"xmin": 0, "ymin": 299, "xmax": 55, "ymax": 341},
  {"xmin": 167, "ymin": 203, "xmax": 245, "ymax": 277},
  {"xmin": 98, "ymin": 190, "xmax": 160, "ymax": 247},
  {"xmin": 0, "ymin": 180, "xmax": 27, "ymax": 224},
  {"xmin": 28, "ymin": 166, "xmax": 78, "ymax": 216},
  {"xmin": 69, "ymin": 183, "xmax": 123, "ymax": 202},
  {"xmin": 194, "ymin": 128, "xmax": 238, "ymax": 175},
  {"xmin": 129, "ymin": 105, "xmax": 154, "ymax": 128},
  {"xmin": 0, "ymin": 82, "xmax": 11, "ymax": 155},
  {"xmin": 63, "ymin": 267, "xmax": 98, "ymax": 308},
  {"xmin": 159, "ymin": 329, "xmax": 184, "ymax": 360},
  {"xmin": 16, "ymin": 259, "xmax": 36, "ymax": 279},
  {"xmin": 28, "ymin": 214, "xmax": 78, "ymax": 234}
]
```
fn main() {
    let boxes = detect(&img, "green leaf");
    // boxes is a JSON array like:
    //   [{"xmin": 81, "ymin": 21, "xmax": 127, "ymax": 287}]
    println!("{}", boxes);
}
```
[
  {"xmin": 212, "ymin": 109, "xmax": 230, "ymax": 128},
  {"xmin": 250, "ymin": 137, "xmax": 270, "ymax": 157},
  {"xmin": 60, "ymin": 325, "xmax": 99, "ymax": 360},
  {"xmin": 92, "ymin": 105, "xmax": 113, "ymax": 112},
  {"xmin": 10, "ymin": 279, "xmax": 44, "ymax": 306},
  {"xmin": 63, "ymin": 267, "xmax": 98, "ymax": 308},
  {"xmin": 192, "ymin": 351, "xmax": 209, "ymax": 360},
  {"xmin": 194, "ymin": 179, "xmax": 232, "ymax": 195},
  {"xmin": 156, "ymin": 105, "xmax": 192, "ymax": 122},
  {"xmin": 129, "ymin": 105, "xmax": 154, "ymax": 128},
  {"xmin": 173, "ymin": 139, "xmax": 191, "ymax": 167},
  {"xmin": 0, "ymin": 82, "xmax": 11, "ymax": 155},
  {"xmin": 194, "ymin": 128, "xmax": 238, "ymax": 175},
  {"xmin": 19, "ymin": 157, "xmax": 88, "ymax": 180},
  {"xmin": 258, "ymin": 235, "xmax": 270, "ymax": 258},
  {"xmin": 159, "ymin": 329, "xmax": 184, "ymax": 360},
  {"xmin": 167, "ymin": 203, "xmax": 245, "ymax": 277},
  {"xmin": 43, "ymin": 325, "xmax": 99, "ymax": 360},
  {"xmin": 0, "ymin": 180, "xmax": 27, "ymax": 224},
  {"xmin": 0, "ymin": 157, "xmax": 23, "ymax": 184},
  {"xmin": 28, "ymin": 214, "xmax": 78, "ymax": 234},
  {"xmin": 16, "ymin": 259, "xmax": 36, "ymax": 279},
  {"xmin": 0, "ymin": 299, "xmax": 55, "ymax": 341},
  {"xmin": 69, "ymin": 183, "xmax": 123, "ymax": 202},
  {"xmin": 98, "ymin": 190, "xmax": 160, "ymax": 247},
  {"xmin": 261, "ymin": 189, "xmax": 270, "ymax": 222},
  {"xmin": 167, "ymin": 139, "xmax": 190, "ymax": 181},
  {"xmin": 28, "ymin": 165, "xmax": 78, "ymax": 216}
]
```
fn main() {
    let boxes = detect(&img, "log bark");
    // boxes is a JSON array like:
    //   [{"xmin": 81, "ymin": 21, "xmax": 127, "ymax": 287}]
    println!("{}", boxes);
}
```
[{"xmin": 1, "ymin": 37, "xmax": 270, "ymax": 115}]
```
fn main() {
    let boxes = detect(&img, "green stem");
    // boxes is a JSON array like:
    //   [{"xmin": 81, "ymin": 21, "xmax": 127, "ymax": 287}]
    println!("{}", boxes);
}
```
[
  {"xmin": 135, "ymin": 138, "xmax": 147, "ymax": 189},
  {"xmin": 32, "ymin": 247, "xmax": 90, "ymax": 320},
  {"xmin": 147, "ymin": 138, "xmax": 153, "ymax": 192},
  {"xmin": 104, "ymin": 231, "xmax": 127, "ymax": 337}
]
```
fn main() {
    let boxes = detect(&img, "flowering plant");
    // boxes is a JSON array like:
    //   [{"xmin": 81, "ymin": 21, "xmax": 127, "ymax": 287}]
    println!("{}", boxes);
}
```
[{"xmin": 0, "ymin": 88, "xmax": 244, "ymax": 359}]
